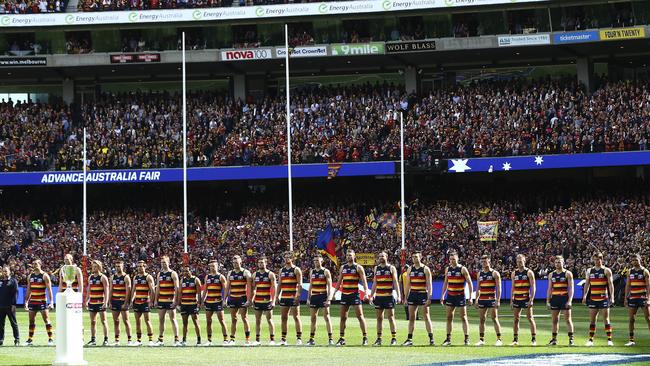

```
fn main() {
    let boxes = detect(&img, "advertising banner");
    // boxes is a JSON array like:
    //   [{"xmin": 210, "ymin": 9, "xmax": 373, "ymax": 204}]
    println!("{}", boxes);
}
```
[
  {"xmin": 275, "ymin": 46, "xmax": 328, "ymax": 58},
  {"xmin": 553, "ymin": 30, "xmax": 599, "ymax": 44},
  {"xmin": 220, "ymin": 48, "xmax": 274, "ymax": 61},
  {"xmin": 330, "ymin": 42, "xmax": 385, "ymax": 56},
  {"xmin": 498, "ymin": 34, "xmax": 550, "ymax": 47},
  {"xmin": 599, "ymin": 27, "xmax": 646, "ymax": 41},
  {"xmin": 385, "ymin": 40, "xmax": 436, "ymax": 53}
]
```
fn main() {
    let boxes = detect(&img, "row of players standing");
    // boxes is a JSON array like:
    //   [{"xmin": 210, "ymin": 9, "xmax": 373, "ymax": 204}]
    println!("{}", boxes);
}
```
[{"xmin": 20, "ymin": 250, "xmax": 650, "ymax": 347}]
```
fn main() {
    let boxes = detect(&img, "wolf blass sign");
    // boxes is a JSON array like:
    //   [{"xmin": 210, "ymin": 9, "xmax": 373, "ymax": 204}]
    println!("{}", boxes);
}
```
[{"xmin": 386, "ymin": 40, "xmax": 436, "ymax": 53}]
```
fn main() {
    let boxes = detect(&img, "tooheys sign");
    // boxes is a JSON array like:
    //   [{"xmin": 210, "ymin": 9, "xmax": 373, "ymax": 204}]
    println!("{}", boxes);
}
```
[
  {"xmin": 385, "ymin": 40, "xmax": 436, "ymax": 53},
  {"xmin": 221, "ymin": 48, "xmax": 273, "ymax": 61}
]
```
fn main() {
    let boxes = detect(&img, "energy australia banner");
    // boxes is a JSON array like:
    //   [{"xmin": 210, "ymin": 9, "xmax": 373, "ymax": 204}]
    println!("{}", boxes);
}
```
[
  {"xmin": 0, "ymin": 0, "xmax": 547, "ymax": 28},
  {"xmin": 0, "ymin": 161, "xmax": 395, "ymax": 186}
]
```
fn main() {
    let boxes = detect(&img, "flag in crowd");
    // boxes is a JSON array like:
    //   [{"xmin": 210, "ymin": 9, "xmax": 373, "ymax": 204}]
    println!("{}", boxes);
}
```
[{"xmin": 477, "ymin": 220, "xmax": 499, "ymax": 242}]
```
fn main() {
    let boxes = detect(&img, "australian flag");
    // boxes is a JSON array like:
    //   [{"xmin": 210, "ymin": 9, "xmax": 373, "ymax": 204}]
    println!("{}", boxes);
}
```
[{"xmin": 315, "ymin": 224, "xmax": 338, "ymax": 265}]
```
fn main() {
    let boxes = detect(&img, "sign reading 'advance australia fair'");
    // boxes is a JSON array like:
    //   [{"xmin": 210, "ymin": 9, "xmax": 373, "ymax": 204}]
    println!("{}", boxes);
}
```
[{"xmin": 385, "ymin": 40, "xmax": 436, "ymax": 53}]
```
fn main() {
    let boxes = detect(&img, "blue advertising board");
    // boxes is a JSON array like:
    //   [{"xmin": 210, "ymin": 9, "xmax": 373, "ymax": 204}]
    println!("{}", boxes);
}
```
[
  {"xmin": 448, "ymin": 151, "xmax": 650, "ymax": 173},
  {"xmin": 553, "ymin": 30, "xmax": 600, "ymax": 44}
]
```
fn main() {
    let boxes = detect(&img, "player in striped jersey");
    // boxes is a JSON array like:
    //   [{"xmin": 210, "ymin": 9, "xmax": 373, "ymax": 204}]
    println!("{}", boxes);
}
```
[
  {"xmin": 109, "ymin": 261, "xmax": 132, "ymax": 346},
  {"xmin": 154, "ymin": 255, "xmax": 180, "ymax": 346},
  {"xmin": 509, "ymin": 254, "xmax": 537, "ymax": 346},
  {"xmin": 202, "ymin": 260, "xmax": 228, "ymax": 346},
  {"xmin": 582, "ymin": 252, "xmax": 615, "ymax": 346},
  {"xmin": 225, "ymin": 255, "xmax": 252, "ymax": 345},
  {"xmin": 624, "ymin": 254, "xmax": 650, "ymax": 346},
  {"xmin": 57, "ymin": 253, "xmax": 84, "ymax": 293},
  {"xmin": 24, "ymin": 259, "xmax": 54, "ymax": 346},
  {"xmin": 474, "ymin": 255, "xmax": 502, "ymax": 347},
  {"xmin": 440, "ymin": 252, "xmax": 473, "ymax": 346},
  {"xmin": 129, "ymin": 261, "xmax": 155, "ymax": 346},
  {"xmin": 368, "ymin": 251, "xmax": 400, "ymax": 346},
  {"xmin": 402, "ymin": 251, "xmax": 434, "ymax": 346},
  {"xmin": 252, "ymin": 256, "xmax": 277, "ymax": 346},
  {"xmin": 306, "ymin": 254, "xmax": 333, "ymax": 346},
  {"xmin": 179, "ymin": 266, "xmax": 202, "ymax": 346},
  {"xmin": 276, "ymin": 251, "xmax": 303, "ymax": 345},
  {"xmin": 85, "ymin": 260, "xmax": 110, "ymax": 346},
  {"xmin": 546, "ymin": 255, "xmax": 575, "ymax": 346},
  {"xmin": 334, "ymin": 249, "xmax": 369, "ymax": 346}
]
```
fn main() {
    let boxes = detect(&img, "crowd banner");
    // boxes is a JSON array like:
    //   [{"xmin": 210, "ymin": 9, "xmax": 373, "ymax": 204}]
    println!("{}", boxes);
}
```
[
  {"xmin": 0, "ymin": 1, "xmax": 546, "ymax": 28},
  {"xmin": 356, "ymin": 253, "xmax": 376, "ymax": 266},
  {"xmin": 477, "ymin": 221, "xmax": 499, "ymax": 241}
]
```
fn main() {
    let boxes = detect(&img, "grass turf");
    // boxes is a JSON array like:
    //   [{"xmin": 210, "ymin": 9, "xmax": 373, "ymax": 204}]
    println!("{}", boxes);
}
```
[{"xmin": 1, "ymin": 303, "xmax": 649, "ymax": 365}]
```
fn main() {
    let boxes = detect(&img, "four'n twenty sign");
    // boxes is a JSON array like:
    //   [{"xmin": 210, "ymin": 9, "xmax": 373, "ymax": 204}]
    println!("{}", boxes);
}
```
[{"xmin": 385, "ymin": 40, "xmax": 436, "ymax": 54}]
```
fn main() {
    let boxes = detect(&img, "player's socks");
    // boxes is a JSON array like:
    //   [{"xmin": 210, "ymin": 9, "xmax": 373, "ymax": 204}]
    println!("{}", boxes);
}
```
[
  {"xmin": 197, "ymin": 337, "xmax": 201, "ymax": 344},
  {"xmin": 428, "ymin": 333, "xmax": 434, "ymax": 341},
  {"xmin": 479, "ymin": 333, "xmax": 484, "ymax": 342},
  {"xmin": 589, "ymin": 323, "xmax": 596, "ymax": 340},
  {"xmin": 281, "ymin": 332, "xmax": 287, "ymax": 342},
  {"xmin": 605, "ymin": 324, "xmax": 612, "ymax": 341},
  {"xmin": 255, "ymin": 335, "xmax": 260, "ymax": 342},
  {"xmin": 182, "ymin": 337, "xmax": 187, "ymax": 342},
  {"xmin": 531, "ymin": 334, "xmax": 536, "ymax": 343},
  {"xmin": 296, "ymin": 332, "xmax": 302, "ymax": 340},
  {"xmin": 127, "ymin": 336, "xmax": 132, "ymax": 342},
  {"xmin": 270, "ymin": 334, "xmax": 275, "ymax": 341},
  {"xmin": 407, "ymin": 333, "xmax": 413, "ymax": 340},
  {"xmin": 174, "ymin": 336, "xmax": 179, "ymax": 342},
  {"xmin": 230, "ymin": 335, "xmax": 235, "ymax": 341},
  {"xmin": 551, "ymin": 332, "xmax": 557, "ymax": 340},
  {"xmin": 377, "ymin": 331, "xmax": 382, "ymax": 338},
  {"xmin": 464, "ymin": 334, "xmax": 469, "ymax": 342},
  {"xmin": 46, "ymin": 323, "xmax": 53, "ymax": 339},
  {"xmin": 629, "ymin": 332, "xmax": 635, "ymax": 343},
  {"xmin": 148, "ymin": 333, "xmax": 153, "ymax": 341},
  {"xmin": 136, "ymin": 332, "xmax": 142, "ymax": 342},
  {"xmin": 104, "ymin": 336, "xmax": 108, "ymax": 343},
  {"xmin": 328, "ymin": 333, "xmax": 332, "ymax": 341},
  {"xmin": 496, "ymin": 333, "xmax": 501, "ymax": 341},
  {"xmin": 513, "ymin": 334, "xmax": 518, "ymax": 342},
  {"xmin": 115, "ymin": 336, "xmax": 120, "ymax": 343},
  {"xmin": 245, "ymin": 331, "xmax": 250, "ymax": 341},
  {"xmin": 158, "ymin": 336, "xmax": 164, "ymax": 342},
  {"xmin": 391, "ymin": 332, "xmax": 397, "ymax": 340},
  {"xmin": 28, "ymin": 323, "xmax": 35, "ymax": 340},
  {"xmin": 309, "ymin": 332, "xmax": 315, "ymax": 341},
  {"xmin": 568, "ymin": 332, "xmax": 574, "ymax": 340}
]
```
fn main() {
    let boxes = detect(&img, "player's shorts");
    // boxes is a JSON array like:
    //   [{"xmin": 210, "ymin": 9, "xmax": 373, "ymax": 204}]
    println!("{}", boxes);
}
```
[
  {"xmin": 374, "ymin": 295, "xmax": 396, "ymax": 309},
  {"xmin": 88, "ymin": 303, "xmax": 106, "ymax": 312},
  {"xmin": 587, "ymin": 299, "xmax": 609, "ymax": 309},
  {"xmin": 253, "ymin": 302, "xmax": 273, "ymax": 311},
  {"xmin": 110, "ymin": 300, "xmax": 126, "ymax": 312},
  {"xmin": 550, "ymin": 296, "xmax": 570, "ymax": 310},
  {"xmin": 157, "ymin": 301, "xmax": 174, "ymax": 310},
  {"xmin": 309, "ymin": 294, "xmax": 328, "ymax": 308},
  {"xmin": 444, "ymin": 295, "xmax": 466, "ymax": 307},
  {"xmin": 28, "ymin": 303, "xmax": 46, "ymax": 312},
  {"xmin": 133, "ymin": 303, "xmax": 150, "ymax": 313},
  {"xmin": 180, "ymin": 305, "xmax": 199, "ymax": 315},
  {"xmin": 407, "ymin": 292, "xmax": 428, "ymax": 306},
  {"xmin": 204, "ymin": 301, "xmax": 224, "ymax": 312},
  {"xmin": 279, "ymin": 298, "xmax": 299, "ymax": 307},
  {"xmin": 227, "ymin": 296, "xmax": 247, "ymax": 309},
  {"xmin": 627, "ymin": 298, "xmax": 648, "ymax": 308},
  {"xmin": 512, "ymin": 299, "xmax": 530, "ymax": 309},
  {"xmin": 477, "ymin": 299, "xmax": 496, "ymax": 309},
  {"xmin": 340, "ymin": 293, "xmax": 361, "ymax": 306}
]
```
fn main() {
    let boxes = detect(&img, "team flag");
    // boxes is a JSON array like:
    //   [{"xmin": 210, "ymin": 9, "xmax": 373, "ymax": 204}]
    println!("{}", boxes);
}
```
[
  {"xmin": 378, "ymin": 213, "xmax": 398, "ymax": 229},
  {"xmin": 327, "ymin": 163, "xmax": 342, "ymax": 179},
  {"xmin": 365, "ymin": 210, "xmax": 379, "ymax": 230},
  {"xmin": 477, "ymin": 221, "xmax": 499, "ymax": 241},
  {"xmin": 315, "ymin": 224, "xmax": 338, "ymax": 265}
]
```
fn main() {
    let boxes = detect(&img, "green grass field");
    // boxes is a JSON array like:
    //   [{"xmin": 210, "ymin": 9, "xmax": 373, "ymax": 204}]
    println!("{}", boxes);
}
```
[{"xmin": 1, "ymin": 303, "xmax": 649, "ymax": 366}]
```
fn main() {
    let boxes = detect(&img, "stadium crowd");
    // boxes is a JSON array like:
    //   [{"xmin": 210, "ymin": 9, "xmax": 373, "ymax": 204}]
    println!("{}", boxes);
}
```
[
  {"xmin": 2, "ymin": 191, "xmax": 648, "ymax": 287},
  {"xmin": 0, "ymin": 0, "xmax": 65, "ymax": 13},
  {"xmin": 1, "ymin": 77, "xmax": 649, "ymax": 172}
]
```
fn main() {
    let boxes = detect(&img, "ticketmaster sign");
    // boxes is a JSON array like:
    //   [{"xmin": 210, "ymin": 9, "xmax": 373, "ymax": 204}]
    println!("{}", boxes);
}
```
[
  {"xmin": 331, "ymin": 43, "xmax": 385, "ymax": 56},
  {"xmin": 0, "ymin": 0, "xmax": 547, "ymax": 28}
]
